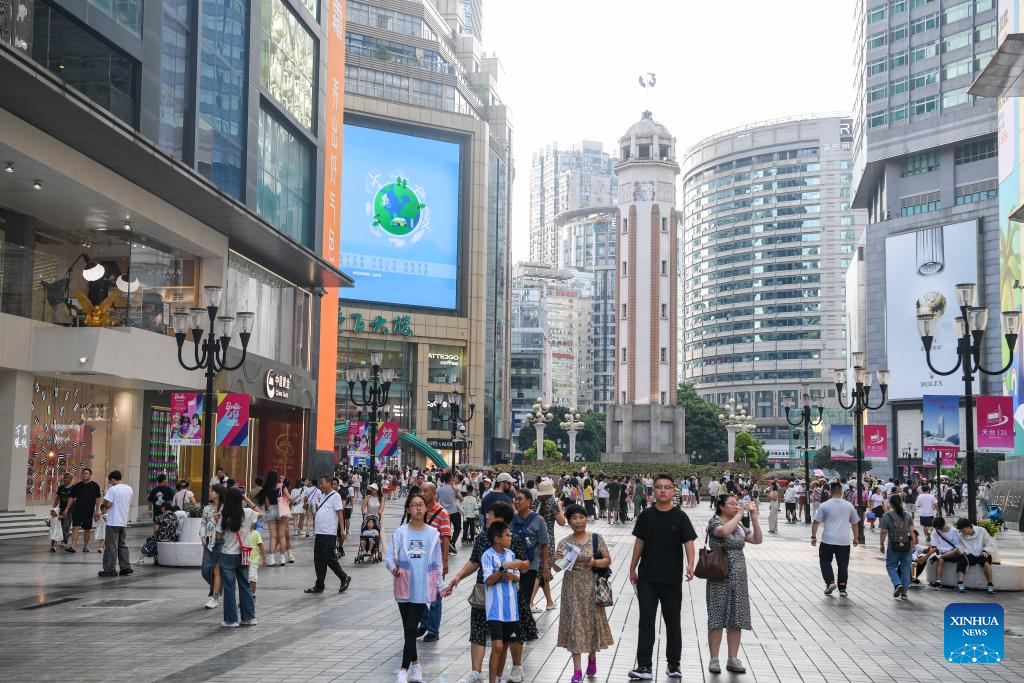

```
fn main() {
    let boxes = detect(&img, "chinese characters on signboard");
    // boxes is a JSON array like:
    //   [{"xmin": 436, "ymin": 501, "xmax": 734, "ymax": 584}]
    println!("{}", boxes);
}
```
[{"xmin": 338, "ymin": 310, "xmax": 414, "ymax": 336}]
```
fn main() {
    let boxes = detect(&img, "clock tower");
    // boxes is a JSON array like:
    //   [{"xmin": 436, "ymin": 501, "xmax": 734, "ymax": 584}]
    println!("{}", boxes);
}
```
[{"xmin": 605, "ymin": 111, "xmax": 686, "ymax": 463}]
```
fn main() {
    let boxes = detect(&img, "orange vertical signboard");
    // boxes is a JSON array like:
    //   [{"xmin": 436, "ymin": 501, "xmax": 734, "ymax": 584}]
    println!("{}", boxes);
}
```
[{"xmin": 316, "ymin": 0, "xmax": 345, "ymax": 453}]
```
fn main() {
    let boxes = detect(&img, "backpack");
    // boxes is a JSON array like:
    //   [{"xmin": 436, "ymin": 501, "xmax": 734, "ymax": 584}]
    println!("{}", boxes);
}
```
[
  {"xmin": 886, "ymin": 511, "xmax": 912, "ymax": 552},
  {"xmin": 512, "ymin": 512, "xmax": 539, "ymax": 562}
]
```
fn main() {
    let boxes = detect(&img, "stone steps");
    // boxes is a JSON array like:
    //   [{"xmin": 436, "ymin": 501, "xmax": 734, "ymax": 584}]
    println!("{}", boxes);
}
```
[{"xmin": 0, "ymin": 511, "xmax": 48, "ymax": 540}]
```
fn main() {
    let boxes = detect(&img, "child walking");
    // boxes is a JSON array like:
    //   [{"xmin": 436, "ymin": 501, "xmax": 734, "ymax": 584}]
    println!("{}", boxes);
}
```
[
  {"xmin": 481, "ymin": 521, "xmax": 520, "ymax": 683},
  {"xmin": 248, "ymin": 524, "xmax": 268, "ymax": 598},
  {"xmin": 461, "ymin": 491, "xmax": 478, "ymax": 545},
  {"xmin": 48, "ymin": 506, "xmax": 64, "ymax": 551},
  {"xmin": 96, "ymin": 501, "xmax": 109, "ymax": 554}
]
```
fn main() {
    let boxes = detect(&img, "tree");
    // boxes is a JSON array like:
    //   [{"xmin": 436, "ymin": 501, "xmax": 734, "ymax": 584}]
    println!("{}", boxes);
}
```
[
  {"xmin": 734, "ymin": 432, "xmax": 767, "ymax": 468},
  {"xmin": 516, "ymin": 406, "xmax": 606, "ymax": 460},
  {"xmin": 677, "ymin": 384, "xmax": 727, "ymax": 462},
  {"xmin": 523, "ymin": 439, "xmax": 561, "ymax": 461}
]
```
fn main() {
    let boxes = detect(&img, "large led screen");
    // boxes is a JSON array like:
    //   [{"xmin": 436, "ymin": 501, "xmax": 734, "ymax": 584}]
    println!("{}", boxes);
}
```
[
  {"xmin": 884, "ymin": 221, "xmax": 978, "ymax": 400},
  {"xmin": 340, "ymin": 122, "xmax": 462, "ymax": 310}
]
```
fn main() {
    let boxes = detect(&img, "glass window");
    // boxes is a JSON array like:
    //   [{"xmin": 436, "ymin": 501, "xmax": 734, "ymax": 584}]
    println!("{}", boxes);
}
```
[
  {"xmin": 891, "ymin": 0, "xmax": 906, "ymax": 13},
  {"xmin": 198, "ymin": 0, "xmax": 248, "ymax": 199},
  {"xmin": 943, "ymin": 88, "xmax": 969, "ymax": 109},
  {"xmin": 943, "ymin": 56, "xmax": 971, "ymax": 80},
  {"xmin": 868, "ymin": 4, "xmax": 887, "ymax": 22},
  {"xmin": 955, "ymin": 136, "xmax": 997, "ymax": 164},
  {"xmin": 943, "ymin": 28, "xmax": 972, "ymax": 52},
  {"xmin": 890, "ymin": 78, "xmax": 908, "ymax": 95},
  {"xmin": 890, "ymin": 50, "xmax": 908, "ymax": 68},
  {"xmin": 890, "ymin": 23, "xmax": 909, "ymax": 42},
  {"xmin": 86, "ymin": 0, "xmax": 142, "ymax": 35},
  {"xmin": 976, "ymin": 49, "xmax": 995, "ymax": 70},
  {"xmin": 911, "ymin": 41, "xmax": 938, "ymax": 61},
  {"xmin": 261, "ymin": 0, "xmax": 315, "ymax": 130},
  {"xmin": 976, "ymin": 20, "xmax": 997, "ymax": 42},
  {"xmin": 911, "ymin": 0, "xmax": 934, "ymax": 6},
  {"xmin": 911, "ymin": 69, "xmax": 938, "ymax": 89},
  {"xmin": 942, "ymin": 1, "xmax": 972, "ymax": 24},
  {"xmin": 868, "ymin": 31, "xmax": 887, "ymax": 49},
  {"xmin": 158, "ymin": 0, "xmax": 193, "ymax": 161},
  {"xmin": 976, "ymin": 0, "xmax": 994, "ymax": 11},
  {"xmin": 911, "ymin": 95, "xmax": 938, "ymax": 117},
  {"xmin": 867, "ymin": 110, "xmax": 888, "ymax": 128},
  {"xmin": 890, "ymin": 104, "xmax": 908, "ymax": 122},
  {"xmin": 900, "ymin": 191, "xmax": 941, "ymax": 216},
  {"xmin": 428, "ymin": 345, "xmax": 465, "ymax": 384},
  {"xmin": 902, "ymin": 151, "xmax": 939, "ymax": 176},
  {"xmin": 257, "ymin": 107, "xmax": 312, "ymax": 246},
  {"xmin": 910, "ymin": 12, "xmax": 938, "ymax": 35},
  {"xmin": 955, "ymin": 179, "xmax": 997, "ymax": 205},
  {"xmin": 32, "ymin": 3, "xmax": 138, "ymax": 125},
  {"xmin": 867, "ymin": 56, "xmax": 888, "ymax": 76}
]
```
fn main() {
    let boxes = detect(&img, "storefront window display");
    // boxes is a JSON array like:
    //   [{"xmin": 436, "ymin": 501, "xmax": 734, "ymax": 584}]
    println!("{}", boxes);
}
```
[
  {"xmin": 428, "ymin": 344, "xmax": 464, "ymax": 384},
  {"xmin": 26, "ymin": 377, "xmax": 113, "ymax": 506},
  {"xmin": 336, "ymin": 337, "xmax": 415, "ymax": 431}
]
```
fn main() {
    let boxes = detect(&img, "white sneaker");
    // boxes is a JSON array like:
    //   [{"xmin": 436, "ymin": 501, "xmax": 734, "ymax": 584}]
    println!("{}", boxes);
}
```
[
  {"xmin": 221, "ymin": 621, "xmax": 239, "ymax": 628},
  {"xmin": 408, "ymin": 663, "xmax": 424, "ymax": 682},
  {"xmin": 266, "ymin": 558, "xmax": 275, "ymax": 567},
  {"xmin": 824, "ymin": 582, "xmax": 837, "ymax": 595},
  {"xmin": 458, "ymin": 671, "xmax": 483, "ymax": 683},
  {"xmin": 396, "ymin": 670, "xmax": 409, "ymax": 683},
  {"xmin": 205, "ymin": 596, "xmax": 218, "ymax": 609},
  {"xmin": 506, "ymin": 665, "xmax": 524, "ymax": 682},
  {"xmin": 240, "ymin": 618, "xmax": 257, "ymax": 626}
]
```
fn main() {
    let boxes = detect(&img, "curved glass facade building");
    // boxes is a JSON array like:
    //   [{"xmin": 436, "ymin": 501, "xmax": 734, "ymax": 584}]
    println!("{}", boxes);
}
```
[{"xmin": 680, "ymin": 115, "xmax": 865, "ymax": 439}]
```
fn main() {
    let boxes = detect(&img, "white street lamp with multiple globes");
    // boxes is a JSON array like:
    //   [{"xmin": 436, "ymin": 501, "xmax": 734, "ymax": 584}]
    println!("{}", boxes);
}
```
[
  {"xmin": 559, "ymin": 408, "xmax": 586, "ymax": 462},
  {"xmin": 525, "ymin": 399, "xmax": 554, "ymax": 460},
  {"xmin": 719, "ymin": 398, "xmax": 756, "ymax": 463}
]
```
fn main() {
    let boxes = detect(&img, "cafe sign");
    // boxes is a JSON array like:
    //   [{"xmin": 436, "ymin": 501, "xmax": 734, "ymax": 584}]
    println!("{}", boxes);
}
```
[{"xmin": 338, "ymin": 310, "xmax": 414, "ymax": 337}]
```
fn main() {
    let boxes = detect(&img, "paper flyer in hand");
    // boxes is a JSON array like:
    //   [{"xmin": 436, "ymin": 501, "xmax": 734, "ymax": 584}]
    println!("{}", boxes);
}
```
[{"xmin": 555, "ymin": 543, "xmax": 581, "ymax": 572}]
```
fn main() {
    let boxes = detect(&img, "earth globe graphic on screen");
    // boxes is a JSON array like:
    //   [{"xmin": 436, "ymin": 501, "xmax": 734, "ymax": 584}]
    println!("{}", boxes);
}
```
[{"xmin": 372, "ymin": 177, "xmax": 426, "ymax": 237}]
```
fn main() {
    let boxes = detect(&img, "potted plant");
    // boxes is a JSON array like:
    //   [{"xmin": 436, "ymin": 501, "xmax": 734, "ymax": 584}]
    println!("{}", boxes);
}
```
[{"xmin": 977, "ymin": 519, "xmax": 1001, "ymax": 564}]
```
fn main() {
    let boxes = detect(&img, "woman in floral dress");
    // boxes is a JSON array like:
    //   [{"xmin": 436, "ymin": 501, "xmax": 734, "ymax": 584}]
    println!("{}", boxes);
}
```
[
  {"xmin": 705, "ymin": 494, "xmax": 762, "ymax": 675},
  {"xmin": 554, "ymin": 504, "xmax": 613, "ymax": 683}
]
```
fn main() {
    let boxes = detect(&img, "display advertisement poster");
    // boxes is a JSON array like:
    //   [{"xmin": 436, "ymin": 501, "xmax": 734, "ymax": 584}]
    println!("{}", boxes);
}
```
[
  {"xmin": 884, "ymin": 221, "xmax": 979, "ymax": 400},
  {"xmin": 922, "ymin": 395, "xmax": 960, "ymax": 452},
  {"xmin": 863, "ymin": 424, "xmax": 888, "ymax": 460},
  {"xmin": 976, "ymin": 395, "xmax": 1014, "ymax": 452},
  {"xmin": 340, "ymin": 122, "xmax": 462, "ymax": 310},
  {"xmin": 216, "ymin": 393, "xmax": 249, "ymax": 447},
  {"xmin": 168, "ymin": 393, "xmax": 202, "ymax": 446},
  {"xmin": 349, "ymin": 421, "xmax": 370, "ymax": 458},
  {"xmin": 830, "ymin": 424, "xmax": 854, "ymax": 460},
  {"xmin": 348, "ymin": 422, "xmax": 399, "ymax": 471}
]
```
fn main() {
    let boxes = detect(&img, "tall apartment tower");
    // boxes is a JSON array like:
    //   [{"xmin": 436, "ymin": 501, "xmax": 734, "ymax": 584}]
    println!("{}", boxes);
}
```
[
  {"xmin": 605, "ymin": 112, "xmax": 686, "ymax": 463},
  {"xmin": 850, "ymin": 0, "xmax": 1000, "ymax": 476}
]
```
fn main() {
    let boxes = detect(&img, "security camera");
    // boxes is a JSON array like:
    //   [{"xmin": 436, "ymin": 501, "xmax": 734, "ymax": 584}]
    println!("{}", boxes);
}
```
[{"xmin": 313, "ymin": 287, "xmax": 327, "ymax": 298}]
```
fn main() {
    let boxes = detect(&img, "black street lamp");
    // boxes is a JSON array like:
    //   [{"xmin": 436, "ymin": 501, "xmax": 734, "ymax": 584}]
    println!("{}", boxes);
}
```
[
  {"xmin": 785, "ymin": 390, "xmax": 824, "ymax": 524},
  {"xmin": 834, "ymin": 354, "xmax": 890, "ymax": 545},
  {"xmin": 172, "ymin": 285, "xmax": 254, "ymax": 506},
  {"xmin": 916, "ymin": 282, "xmax": 1020, "ymax": 523},
  {"xmin": 428, "ymin": 382, "xmax": 476, "ymax": 467},
  {"xmin": 900, "ymin": 442, "xmax": 918, "ymax": 479},
  {"xmin": 346, "ymin": 351, "xmax": 394, "ymax": 479}
]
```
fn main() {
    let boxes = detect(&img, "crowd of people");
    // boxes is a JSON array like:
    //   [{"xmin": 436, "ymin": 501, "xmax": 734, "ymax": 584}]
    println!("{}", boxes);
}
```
[{"xmin": 49, "ymin": 463, "xmax": 1004, "ymax": 682}]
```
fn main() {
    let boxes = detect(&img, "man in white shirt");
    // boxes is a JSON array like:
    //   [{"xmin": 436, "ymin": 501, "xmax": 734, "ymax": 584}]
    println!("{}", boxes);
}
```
[
  {"xmin": 915, "ymin": 484, "xmax": 938, "ymax": 537},
  {"xmin": 707, "ymin": 479, "xmax": 721, "ymax": 509},
  {"xmin": 99, "ymin": 470, "xmax": 134, "ymax": 578},
  {"xmin": 926, "ymin": 516, "xmax": 961, "ymax": 588},
  {"xmin": 304, "ymin": 476, "xmax": 351, "ymax": 594},
  {"xmin": 811, "ymin": 482, "xmax": 860, "ymax": 597},
  {"xmin": 783, "ymin": 483, "xmax": 798, "ymax": 523}
]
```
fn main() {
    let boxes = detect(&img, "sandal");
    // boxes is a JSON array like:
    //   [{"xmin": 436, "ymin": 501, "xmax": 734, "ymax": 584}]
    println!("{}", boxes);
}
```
[{"xmin": 304, "ymin": 587, "xmax": 324, "ymax": 594}]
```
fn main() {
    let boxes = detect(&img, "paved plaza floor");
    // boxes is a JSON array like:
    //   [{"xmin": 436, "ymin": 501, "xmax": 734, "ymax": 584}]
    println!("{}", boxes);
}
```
[{"xmin": 0, "ymin": 501, "xmax": 1021, "ymax": 683}]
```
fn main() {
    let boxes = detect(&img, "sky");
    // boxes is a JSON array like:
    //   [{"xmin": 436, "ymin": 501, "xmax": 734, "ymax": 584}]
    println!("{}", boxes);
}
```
[{"xmin": 485, "ymin": 0, "xmax": 859, "ymax": 261}]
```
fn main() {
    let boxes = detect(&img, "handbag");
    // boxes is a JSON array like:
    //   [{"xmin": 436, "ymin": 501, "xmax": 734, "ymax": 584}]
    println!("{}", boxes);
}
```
[
  {"xmin": 237, "ymin": 531, "xmax": 252, "ymax": 566},
  {"xmin": 467, "ymin": 582, "xmax": 486, "ymax": 609},
  {"xmin": 277, "ymin": 492, "xmax": 291, "ymax": 518},
  {"xmin": 694, "ymin": 529, "xmax": 729, "ymax": 580},
  {"xmin": 591, "ymin": 533, "xmax": 613, "ymax": 607}
]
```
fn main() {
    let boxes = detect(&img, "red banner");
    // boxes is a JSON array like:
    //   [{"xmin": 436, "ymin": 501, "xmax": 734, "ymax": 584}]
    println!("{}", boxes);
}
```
[
  {"xmin": 863, "ymin": 424, "xmax": 888, "ymax": 459},
  {"xmin": 976, "ymin": 395, "xmax": 1013, "ymax": 452}
]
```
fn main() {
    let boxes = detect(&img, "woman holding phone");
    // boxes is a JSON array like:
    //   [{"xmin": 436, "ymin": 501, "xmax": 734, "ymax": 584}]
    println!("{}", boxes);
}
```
[{"xmin": 705, "ymin": 495, "xmax": 762, "ymax": 675}]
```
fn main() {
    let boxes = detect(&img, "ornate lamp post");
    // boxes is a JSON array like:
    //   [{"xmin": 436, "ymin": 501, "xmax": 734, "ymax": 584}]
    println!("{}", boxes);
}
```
[
  {"xmin": 525, "ymin": 398, "xmax": 554, "ymax": 460},
  {"xmin": 560, "ymin": 408, "xmax": 586, "ymax": 462},
  {"xmin": 172, "ymin": 285, "xmax": 254, "ymax": 506},
  {"xmin": 718, "ymin": 398, "xmax": 756, "ymax": 462},
  {"xmin": 428, "ymin": 382, "xmax": 476, "ymax": 466},
  {"xmin": 346, "ymin": 351, "xmax": 395, "ymax": 479},
  {"xmin": 917, "ymin": 282, "xmax": 1020, "ymax": 522},
  {"xmin": 785, "ymin": 390, "xmax": 824, "ymax": 523},
  {"xmin": 900, "ymin": 442, "xmax": 919, "ymax": 478},
  {"xmin": 834, "ymin": 353, "xmax": 890, "ymax": 544}
]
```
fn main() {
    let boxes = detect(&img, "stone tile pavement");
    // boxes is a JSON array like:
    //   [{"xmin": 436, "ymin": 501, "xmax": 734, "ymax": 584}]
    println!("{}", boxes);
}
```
[{"xmin": 0, "ymin": 501, "xmax": 1021, "ymax": 683}]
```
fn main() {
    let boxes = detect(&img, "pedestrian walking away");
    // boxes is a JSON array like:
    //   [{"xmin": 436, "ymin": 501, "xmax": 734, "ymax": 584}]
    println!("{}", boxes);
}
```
[
  {"xmin": 812, "ymin": 482, "xmax": 859, "ymax": 597},
  {"xmin": 628, "ymin": 473, "xmax": 697, "ymax": 680},
  {"xmin": 880, "ymin": 494, "xmax": 914, "ymax": 601},
  {"xmin": 304, "ymin": 477, "xmax": 351, "ymax": 594}
]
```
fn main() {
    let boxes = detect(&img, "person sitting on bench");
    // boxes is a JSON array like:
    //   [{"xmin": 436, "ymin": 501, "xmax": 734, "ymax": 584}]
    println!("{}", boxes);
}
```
[{"xmin": 954, "ymin": 518, "xmax": 995, "ymax": 595}]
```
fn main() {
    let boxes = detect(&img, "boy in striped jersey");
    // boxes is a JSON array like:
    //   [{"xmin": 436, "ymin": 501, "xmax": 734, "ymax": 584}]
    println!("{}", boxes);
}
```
[{"xmin": 481, "ymin": 522, "xmax": 520, "ymax": 683}]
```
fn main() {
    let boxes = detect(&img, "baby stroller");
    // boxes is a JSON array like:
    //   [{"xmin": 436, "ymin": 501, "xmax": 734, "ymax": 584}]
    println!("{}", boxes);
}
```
[{"xmin": 354, "ymin": 514, "xmax": 383, "ymax": 564}]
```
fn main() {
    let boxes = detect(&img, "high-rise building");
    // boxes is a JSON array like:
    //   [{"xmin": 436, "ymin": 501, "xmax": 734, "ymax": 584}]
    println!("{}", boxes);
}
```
[
  {"xmin": 0, "ymin": 0, "xmax": 351, "ymax": 518},
  {"xmin": 680, "ymin": 115, "xmax": 864, "ymax": 450},
  {"xmin": 529, "ymin": 141, "xmax": 616, "ymax": 265},
  {"xmin": 340, "ymin": 0, "xmax": 514, "ymax": 466},
  {"xmin": 850, "ymin": 0, "xmax": 1000, "ymax": 476},
  {"xmin": 557, "ymin": 206, "xmax": 619, "ymax": 413}
]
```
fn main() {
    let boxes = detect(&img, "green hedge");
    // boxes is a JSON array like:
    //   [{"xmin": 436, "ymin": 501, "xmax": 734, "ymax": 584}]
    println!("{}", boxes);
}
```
[{"xmin": 491, "ymin": 461, "xmax": 764, "ymax": 484}]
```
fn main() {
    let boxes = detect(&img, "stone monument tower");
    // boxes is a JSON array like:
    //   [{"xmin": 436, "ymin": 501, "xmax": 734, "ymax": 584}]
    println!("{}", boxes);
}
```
[{"xmin": 605, "ymin": 111, "xmax": 687, "ymax": 463}]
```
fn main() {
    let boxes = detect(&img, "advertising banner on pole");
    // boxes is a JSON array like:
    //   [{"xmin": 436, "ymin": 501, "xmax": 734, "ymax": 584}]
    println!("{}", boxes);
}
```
[
  {"xmin": 348, "ymin": 421, "xmax": 400, "ymax": 470},
  {"xmin": 349, "ymin": 422, "xmax": 370, "ymax": 459},
  {"xmin": 864, "ymin": 424, "xmax": 888, "ymax": 459},
  {"xmin": 168, "ymin": 392, "xmax": 202, "ymax": 446},
  {"xmin": 976, "ymin": 395, "xmax": 1014, "ymax": 452},
  {"xmin": 216, "ymin": 393, "xmax": 249, "ymax": 447},
  {"xmin": 922, "ymin": 395, "xmax": 960, "ymax": 451},
  {"xmin": 830, "ymin": 424, "xmax": 854, "ymax": 460}
]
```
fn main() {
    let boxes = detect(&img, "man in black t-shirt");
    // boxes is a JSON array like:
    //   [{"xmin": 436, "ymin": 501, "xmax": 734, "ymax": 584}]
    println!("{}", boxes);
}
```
[
  {"xmin": 147, "ymin": 474, "xmax": 175, "ymax": 518},
  {"xmin": 628, "ymin": 474, "xmax": 698, "ymax": 680},
  {"xmin": 64, "ymin": 467, "xmax": 102, "ymax": 553},
  {"xmin": 53, "ymin": 473, "xmax": 74, "ymax": 545}
]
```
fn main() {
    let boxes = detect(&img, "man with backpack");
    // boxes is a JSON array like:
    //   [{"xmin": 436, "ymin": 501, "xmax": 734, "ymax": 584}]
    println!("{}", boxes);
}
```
[
  {"xmin": 511, "ymin": 489, "xmax": 550, "ymax": 619},
  {"xmin": 880, "ymin": 493, "xmax": 915, "ymax": 601}
]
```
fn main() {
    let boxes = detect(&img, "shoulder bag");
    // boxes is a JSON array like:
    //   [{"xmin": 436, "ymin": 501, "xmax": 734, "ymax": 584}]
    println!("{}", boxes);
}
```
[
  {"xmin": 237, "ymin": 531, "xmax": 252, "ymax": 566},
  {"xmin": 592, "ymin": 533, "xmax": 613, "ymax": 607},
  {"xmin": 694, "ymin": 528, "xmax": 729, "ymax": 580}
]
